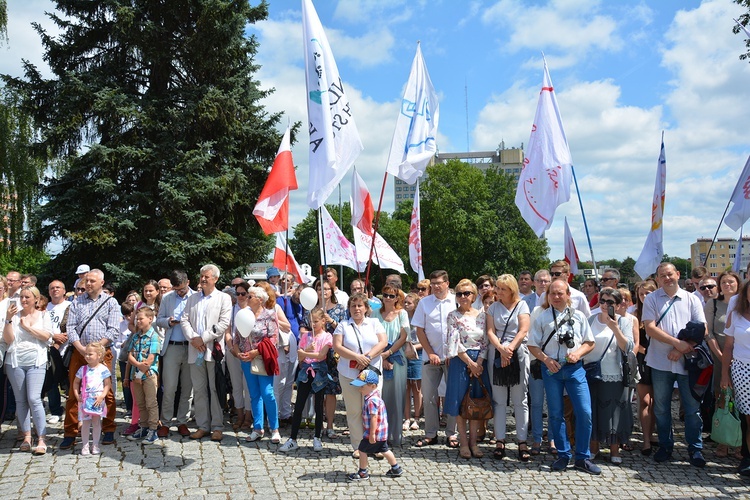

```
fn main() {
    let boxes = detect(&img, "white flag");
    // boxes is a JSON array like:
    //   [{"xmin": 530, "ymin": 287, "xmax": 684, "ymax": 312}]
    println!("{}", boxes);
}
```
[
  {"xmin": 515, "ymin": 57, "xmax": 572, "ymax": 237},
  {"xmin": 385, "ymin": 42, "xmax": 440, "ymax": 185},
  {"xmin": 734, "ymin": 227, "xmax": 743, "ymax": 274},
  {"xmin": 735, "ymin": 18, "xmax": 750, "ymax": 40},
  {"xmin": 352, "ymin": 226, "xmax": 406, "ymax": 274},
  {"xmin": 724, "ymin": 156, "xmax": 750, "ymax": 231},
  {"xmin": 563, "ymin": 217, "xmax": 579, "ymax": 276},
  {"xmin": 302, "ymin": 0, "xmax": 363, "ymax": 209},
  {"xmin": 409, "ymin": 182, "xmax": 425, "ymax": 280},
  {"xmin": 634, "ymin": 138, "xmax": 667, "ymax": 279},
  {"xmin": 319, "ymin": 205, "xmax": 361, "ymax": 271}
]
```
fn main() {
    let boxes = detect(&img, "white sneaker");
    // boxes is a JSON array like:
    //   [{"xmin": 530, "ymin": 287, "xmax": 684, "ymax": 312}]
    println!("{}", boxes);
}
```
[
  {"xmin": 270, "ymin": 430, "xmax": 281, "ymax": 444},
  {"xmin": 47, "ymin": 415, "xmax": 60, "ymax": 424},
  {"xmin": 278, "ymin": 438, "xmax": 299, "ymax": 452},
  {"xmin": 313, "ymin": 437, "xmax": 323, "ymax": 452}
]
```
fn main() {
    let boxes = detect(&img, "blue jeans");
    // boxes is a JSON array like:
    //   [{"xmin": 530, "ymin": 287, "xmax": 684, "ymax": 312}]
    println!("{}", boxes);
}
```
[
  {"xmin": 651, "ymin": 367, "xmax": 702, "ymax": 453},
  {"xmin": 529, "ymin": 375, "xmax": 546, "ymax": 443},
  {"xmin": 6, "ymin": 365, "xmax": 47, "ymax": 436},
  {"xmin": 241, "ymin": 361, "xmax": 279, "ymax": 431},
  {"xmin": 542, "ymin": 361, "xmax": 592, "ymax": 461}
]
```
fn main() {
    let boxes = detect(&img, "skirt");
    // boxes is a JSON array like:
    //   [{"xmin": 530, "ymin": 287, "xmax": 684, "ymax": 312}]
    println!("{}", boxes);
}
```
[
  {"xmin": 443, "ymin": 349, "xmax": 491, "ymax": 417},
  {"xmin": 588, "ymin": 379, "xmax": 632, "ymax": 445},
  {"xmin": 407, "ymin": 350, "xmax": 423, "ymax": 380},
  {"xmin": 731, "ymin": 359, "xmax": 750, "ymax": 415}
]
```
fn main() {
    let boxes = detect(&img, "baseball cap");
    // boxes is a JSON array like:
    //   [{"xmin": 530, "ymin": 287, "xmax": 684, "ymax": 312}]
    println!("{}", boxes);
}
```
[
  {"xmin": 75, "ymin": 264, "xmax": 90, "ymax": 275},
  {"xmin": 350, "ymin": 369, "xmax": 379, "ymax": 387},
  {"xmin": 266, "ymin": 267, "xmax": 281, "ymax": 278}
]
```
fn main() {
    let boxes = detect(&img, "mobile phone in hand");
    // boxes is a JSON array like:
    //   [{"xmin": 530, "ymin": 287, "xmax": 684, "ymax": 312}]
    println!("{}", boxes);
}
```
[{"xmin": 608, "ymin": 305, "xmax": 615, "ymax": 320}]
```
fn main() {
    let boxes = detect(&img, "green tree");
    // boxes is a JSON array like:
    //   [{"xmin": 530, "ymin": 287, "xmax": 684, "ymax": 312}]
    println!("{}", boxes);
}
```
[
  {"xmin": 4, "ymin": 1, "xmax": 283, "ymax": 291},
  {"xmin": 0, "ymin": 246, "xmax": 49, "ymax": 276},
  {"xmin": 619, "ymin": 256, "xmax": 637, "ymax": 284},
  {"xmin": 0, "ymin": 0, "xmax": 7, "ymax": 43},
  {"xmin": 735, "ymin": 0, "xmax": 750, "ymax": 62},
  {"xmin": 391, "ymin": 160, "xmax": 548, "ymax": 282},
  {"xmin": 0, "ymin": 86, "xmax": 46, "ymax": 253}
]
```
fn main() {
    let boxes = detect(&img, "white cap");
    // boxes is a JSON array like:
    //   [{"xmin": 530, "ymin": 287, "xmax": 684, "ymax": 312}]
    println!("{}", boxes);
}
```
[{"xmin": 75, "ymin": 264, "xmax": 90, "ymax": 275}]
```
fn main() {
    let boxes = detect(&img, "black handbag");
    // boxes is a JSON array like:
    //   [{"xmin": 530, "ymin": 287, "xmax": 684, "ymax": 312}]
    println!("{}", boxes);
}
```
[
  {"xmin": 492, "ymin": 302, "xmax": 521, "ymax": 387},
  {"xmin": 583, "ymin": 333, "xmax": 614, "ymax": 382}
]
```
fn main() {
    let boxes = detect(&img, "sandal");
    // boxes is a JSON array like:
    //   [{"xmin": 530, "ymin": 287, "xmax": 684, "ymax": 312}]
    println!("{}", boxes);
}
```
[
  {"xmin": 446, "ymin": 436, "xmax": 460, "ymax": 449},
  {"xmin": 518, "ymin": 444, "xmax": 531, "ymax": 462},
  {"xmin": 33, "ymin": 438, "xmax": 47, "ymax": 456},
  {"xmin": 19, "ymin": 440, "xmax": 32, "ymax": 452},
  {"xmin": 620, "ymin": 442, "xmax": 634, "ymax": 452},
  {"xmin": 459, "ymin": 446, "xmax": 471, "ymax": 459},
  {"xmin": 410, "ymin": 420, "xmax": 419, "ymax": 431},
  {"xmin": 326, "ymin": 428, "xmax": 339, "ymax": 439},
  {"xmin": 531, "ymin": 442, "xmax": 542, "ymax": 456},
  {"xmin": 403, "ymin": 420, "xmax": 410, "ymax": 431},
  {"xmin": 415, "ymin": 436, "xmax": 438, "ymax": 447},
  {"xmin": 493, "ymin": 443, "xmax": 506, "ymax": 460}
]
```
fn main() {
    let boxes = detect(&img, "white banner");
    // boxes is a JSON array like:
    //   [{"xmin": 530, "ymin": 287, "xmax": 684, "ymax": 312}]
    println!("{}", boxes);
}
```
[
  {"xmin": 319, "ymin": 205, "xmax": 361, "ymax": 271},
  {"xmin": 515, "ymin": 57, "xmax": 572, "ymax": 237},
  {"xmin": 385, "ymin": 42, "xmax": 440, "ymax": 185},
  {"xmin": 302, "ymin": 0, "xmax": 363, "ymax": 209},
  {"xmin": 353, "ymin": 226, "xmax": 406, "ymax": 274}
]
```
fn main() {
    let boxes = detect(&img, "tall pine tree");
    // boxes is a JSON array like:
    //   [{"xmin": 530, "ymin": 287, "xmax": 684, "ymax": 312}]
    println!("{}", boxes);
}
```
[{"xmin": 4, "ymin": 1, "xmax": 283, "ymax": 289}]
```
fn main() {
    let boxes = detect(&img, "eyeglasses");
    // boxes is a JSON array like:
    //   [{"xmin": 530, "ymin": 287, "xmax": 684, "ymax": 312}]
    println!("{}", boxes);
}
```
[
  {"xmin": 430, "ymin": 281, "xmax": 446, "ymax": 287},
  {"xmin": 550, "ymin": 272, "xmax": 564, "ymax": 277},
  {"xmin": 76, "ymin": 288, "xmax": 86, "ymax": 292},
  {"xmin": 601, "ymin": 277, "xmax": 618, "ymax": 282},
  {"xmin": 417, "ymin": 287, "xmax": 427, "ymax": 292},
  {"xmin": 699, "ymin": 284, "xmax": 716, "ymax": 290},
  {"xmin": 455, "ymin": 291, "xmax": 474, "ymax": 298},
  {"xmin": 600, "ymin": 299, "xmax": 616, "ymax": 305},
  {"xmin": 383, "ymin": 293, "xmax": 397, "ymax": 299},
  {"xmin": 535, "ymin": 279, "xmax": 550, "ymax": 284},
  {"xmin": 236, "ymin": 291, "xmax": 248, "ymax": 297}
]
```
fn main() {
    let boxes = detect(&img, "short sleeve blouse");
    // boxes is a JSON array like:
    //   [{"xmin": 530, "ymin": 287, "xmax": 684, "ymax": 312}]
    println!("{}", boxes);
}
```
[{"xmin": 487, "ymin": 300, "xmax": 530, "ymax": 344}]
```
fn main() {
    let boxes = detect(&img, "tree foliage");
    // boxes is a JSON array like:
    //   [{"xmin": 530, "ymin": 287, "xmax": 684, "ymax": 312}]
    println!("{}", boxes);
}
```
[
  {"xmin": 392, "ymin": 160, "xmax": 549, "ymax": 283},
  {"xmin": 3, "ymin": 0, "xmax": 283, "ymax": 291},
  {"xmin": 0, "ymin": 0, "xmax": 7, "ymax": 43},
  {"xmin": 0, "ymin": 86, "xmax": 46, "ymax": 253},
  {"xmin": 735, "ymin": 0, "xmax": 750, "ymax": 62}
]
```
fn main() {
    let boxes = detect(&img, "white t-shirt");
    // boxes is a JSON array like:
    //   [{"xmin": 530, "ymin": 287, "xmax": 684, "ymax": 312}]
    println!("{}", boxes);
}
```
[
  {"xmin": 334, "ymin": 317, "xmax": 385, "ymax": 380},
  {"xmin": 539, "ymin": 287, "xmax": 591, "ymax": 317},
  {"xmin": 584, "ymin": 315, "xmax": 633, "ymax": 381},
  {"xmin": 727, "ymin": 312, "xmax": 750, "ymax": 363},
  {"xmin": 46, "ymin": 300, "xmax": 71, "ymax": 335}
]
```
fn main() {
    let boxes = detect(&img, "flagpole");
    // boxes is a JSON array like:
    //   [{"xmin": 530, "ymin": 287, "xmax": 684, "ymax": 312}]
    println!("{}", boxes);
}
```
[
  {"xmin": 701, "ymin": 197, "xmax": 733, "ymax": 267},
  {"xmin": 364, "ymin": 170, "xmax": 389, "ymax": 289},
  {"xmin": 571, "ymin": 165, "xmax": 597, "ymax": 273},
  {"xmin": 317, "ymin": 207, "xmax": 328, "ymax": 312}
]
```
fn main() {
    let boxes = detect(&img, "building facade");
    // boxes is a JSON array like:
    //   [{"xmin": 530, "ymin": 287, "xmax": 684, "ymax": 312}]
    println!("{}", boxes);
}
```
[{"xmin": 690, "ymin": 236, "xmax": 750, "ymax": 277}]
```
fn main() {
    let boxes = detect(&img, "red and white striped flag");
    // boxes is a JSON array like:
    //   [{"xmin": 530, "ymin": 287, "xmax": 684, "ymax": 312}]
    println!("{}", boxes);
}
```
[
  {"xmin": 253, "ymin": 126, "xmax": 297, "ymax": 234},
  {"xmin": 563, "ymin": 217, "xmax": 579, "ymax": 278},
  {"xmin": 409, "ymin": 182, "xmax": 425, "ymax": 280},
  {"xmin": 274, "ymin": 232, "xmax": 312, "ymax": 285}
]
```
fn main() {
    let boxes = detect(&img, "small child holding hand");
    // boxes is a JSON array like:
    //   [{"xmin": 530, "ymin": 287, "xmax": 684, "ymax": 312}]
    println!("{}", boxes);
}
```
[{"xmin": 347, "ymin": 369, "xmax": 404, "ymax": 480}]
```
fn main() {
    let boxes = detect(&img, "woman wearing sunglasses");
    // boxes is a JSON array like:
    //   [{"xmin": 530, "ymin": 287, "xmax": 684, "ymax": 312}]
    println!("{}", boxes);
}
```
[{"xmin": 373, "ymin": 285, "xmax": 409, "ymax": 446}]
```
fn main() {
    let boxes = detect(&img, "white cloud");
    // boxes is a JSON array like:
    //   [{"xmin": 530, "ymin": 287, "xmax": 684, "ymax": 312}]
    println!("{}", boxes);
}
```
[{"xmin": 1, "ymin": 0, "xmax": 59, "ymax": 79}]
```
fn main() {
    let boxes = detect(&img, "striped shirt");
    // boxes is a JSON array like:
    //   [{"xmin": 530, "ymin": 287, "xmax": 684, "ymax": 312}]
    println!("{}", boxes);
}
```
[
  {"xmin": 66, "ymin": 293, "xmax": 119, "ymax": 346},
  {"xmin": 362, "ymin": 390, "xmax": 388, "ymax": 442}
]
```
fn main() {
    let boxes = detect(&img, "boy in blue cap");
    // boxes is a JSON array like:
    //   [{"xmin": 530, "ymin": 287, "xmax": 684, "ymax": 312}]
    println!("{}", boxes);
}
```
[{"xmin": 347, "ymin": 369, "xmax": 404, "ymax": 480}]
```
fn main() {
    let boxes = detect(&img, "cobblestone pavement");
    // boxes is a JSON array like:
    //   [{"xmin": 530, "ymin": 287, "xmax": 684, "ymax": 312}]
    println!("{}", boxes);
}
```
[{"xmin": 0, "ymin": 400, "xmax": 748, "ymax": 499}]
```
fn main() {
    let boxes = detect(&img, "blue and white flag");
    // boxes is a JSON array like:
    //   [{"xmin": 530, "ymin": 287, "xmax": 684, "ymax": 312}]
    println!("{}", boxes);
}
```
[
  {"xmin": 634, "ymin": 136, "xmax": 667, "ymax": 279},
  {"xmin": 302, "ymin": 0, "xmax": 363, "ymax": 209},
  {"xmin": 385, "ymin": 42, "xmax": 439, "ymax": 185}
]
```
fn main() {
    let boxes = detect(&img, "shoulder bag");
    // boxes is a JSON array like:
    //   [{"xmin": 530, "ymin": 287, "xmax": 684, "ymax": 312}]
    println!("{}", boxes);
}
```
[
  {"xmin": 530, "ymin": 309, "xmax": 567, "ymax": 380},
  {"xmin": 583, "ymin": 316, "xmax": 615, "ymax": 382},
  {"xmin": 492, "ymin": 302, "xmax": 522, "ymax": 387},
  {"xmin": 711, "ymin": 387, "xmax": 742, "ymax": 447},
  {"xmin": 460, "ymin": 377, "xmax": 494, "ymax": 421}
]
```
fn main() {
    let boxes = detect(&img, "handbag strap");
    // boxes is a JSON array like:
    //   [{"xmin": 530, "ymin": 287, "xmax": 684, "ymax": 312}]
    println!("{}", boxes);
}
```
[
  {"xmin": 540, "ymin": 307, "xmax": 570, "ymax": 351},
  {"xmin": 499, "ymin": 301, "xmax": 522, "ymax": 344},
  {"xmin": 655, "ymin": 296, "xmax": 677, "ymax": 327},
  {"xmin": 78, "ymin": 296, "xmax": 113, "ymax": 337}
]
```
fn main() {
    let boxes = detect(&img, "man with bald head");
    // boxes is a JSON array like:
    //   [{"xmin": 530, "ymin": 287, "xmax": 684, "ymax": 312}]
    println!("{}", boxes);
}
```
[{"xmin": 59, "ymin": 269, "xmax": 121, "ymax": 449}]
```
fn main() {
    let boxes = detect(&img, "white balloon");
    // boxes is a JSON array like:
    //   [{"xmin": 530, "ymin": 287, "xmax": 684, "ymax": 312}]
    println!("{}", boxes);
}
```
[
  {"xmin": 300, "ymin": 287, "xmax": 319, "ymax": 311},
  {"xmin": 235, "ymin": 309, "xmax": 256, "ymax": 338}
]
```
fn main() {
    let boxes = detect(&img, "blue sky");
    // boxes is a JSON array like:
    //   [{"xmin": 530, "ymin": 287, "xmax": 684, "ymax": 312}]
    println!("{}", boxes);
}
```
[{"xmin": 3, "ymin": 0, "xmax": 750, "ymax": 270}]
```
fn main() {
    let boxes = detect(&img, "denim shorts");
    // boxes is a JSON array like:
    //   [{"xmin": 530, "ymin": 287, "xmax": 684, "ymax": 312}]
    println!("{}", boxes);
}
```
[{"xmin": 407, "ymin": 357, "xmax": 422, "ymax": 380}]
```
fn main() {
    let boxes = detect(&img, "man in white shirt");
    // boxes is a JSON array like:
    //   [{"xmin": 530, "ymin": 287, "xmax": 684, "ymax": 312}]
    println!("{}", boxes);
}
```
[
  {"xmin": 412, "ymin": 270, "xmax": 457, "ymax": 447},
  {"xmin": 46, "ymin": 280, "xmax": 71, "ymax": 424},
  {"xmin": 642, "ymin": 262, "xmax": 707, "ymax": 468},
  {"xmin": 539, "ymin": 260, "xmax": 591, "ymax": 317},
  {"xmin": 155, "ymin": 270, "xmax": 195, "ymax": 438}
]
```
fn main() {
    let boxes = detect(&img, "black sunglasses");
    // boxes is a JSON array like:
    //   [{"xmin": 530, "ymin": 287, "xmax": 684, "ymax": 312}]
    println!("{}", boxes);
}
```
[
  {"xmin": 236, "ymin": 291, "xmax": 247, "ymax": 297},
  {"xmin": 550, "ymin": 271, "xmax": 564, "ymax": 277},
  {"xmin": 699, "ymin": 284, "xmax": 716, "ymax": 291},
  {"xmin": 76, "ymin": 287, "xmax": 86, "ymax": 292},
  {"xmin": 417, "ymin": 287, "xmax": 427, "ymax": 292},
  {"xmin": 600, "ymin": 299, "xmax": 616, "ymax": 306},
  {"xmin": 382, "ymin": 293, "xmax": 397, "ymax": 299},
  {"xmin": 455, "ymin": 291, "xmax": 474, "ymax": 297}
]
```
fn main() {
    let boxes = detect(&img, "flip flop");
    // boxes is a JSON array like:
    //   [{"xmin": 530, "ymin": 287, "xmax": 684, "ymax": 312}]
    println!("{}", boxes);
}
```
[
  {"xmin": 415, "ymin": 436, "xmax": 438, "ymax": 447},
  {"xmin": 446, "ymin": 437, "xmax": 460, "ymax": 449}
]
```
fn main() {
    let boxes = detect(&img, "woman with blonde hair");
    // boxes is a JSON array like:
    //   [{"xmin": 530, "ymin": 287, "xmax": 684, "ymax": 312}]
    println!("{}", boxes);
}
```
[{"xmin": 486, "ymin": 274, "xmax": 531, "ymax": 461}]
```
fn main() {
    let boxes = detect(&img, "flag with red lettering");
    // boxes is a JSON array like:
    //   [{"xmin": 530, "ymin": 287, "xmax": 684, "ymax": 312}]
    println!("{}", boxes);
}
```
[
  {"xmin": 253, "ymin": 126, "xmax": 297, "ymax": 234},
  {"xmin": 319, "ymin": 205, "xmax": 361, "ymax": 271},
  {"xmin": 302, "ymin": 0, "xmax": 363, "ymax": 209},
  {"xmin": 274, "ymin": 232, "xmax": 312, "ymax": 284},
  {"xmin": 563, "ymin": 217, "xmax": 579, "ymax": 278},
  {"xmin": 514, "ymin": 57, "xmax": 572, "ymax": 237},
  {"xmin": 724, "ymin": 155, "xmax": 750, "ymax": 231},
  {"xmin": 409, "ymin": 182, "xmax": 425, "ymax": 280}
]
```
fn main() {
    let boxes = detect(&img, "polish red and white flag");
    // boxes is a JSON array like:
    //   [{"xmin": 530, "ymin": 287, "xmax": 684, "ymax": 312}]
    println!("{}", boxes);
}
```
[{"xmin": 253, "ymin": 126, "xmax": 297, "ymax": 234}]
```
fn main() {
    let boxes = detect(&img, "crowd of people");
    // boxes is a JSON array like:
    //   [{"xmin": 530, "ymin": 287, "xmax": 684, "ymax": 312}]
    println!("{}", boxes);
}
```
[{"xmin": 0, "ymin": 259, "xmax": 749, "ymax": 480}]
